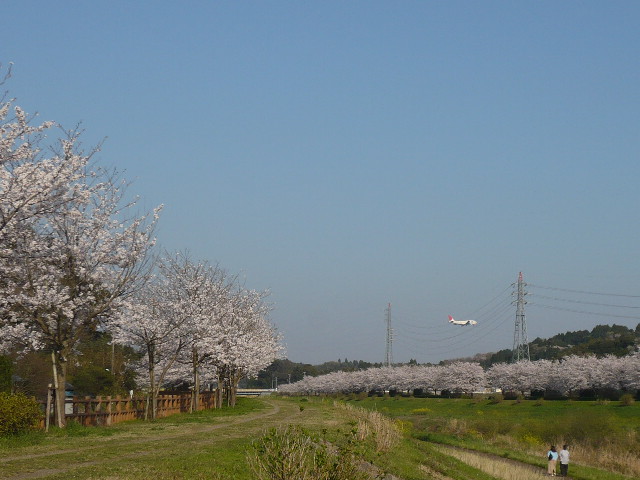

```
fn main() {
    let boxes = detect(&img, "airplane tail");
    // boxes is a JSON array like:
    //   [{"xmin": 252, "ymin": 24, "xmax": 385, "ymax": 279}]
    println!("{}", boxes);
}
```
[{"xmin": 448, "ymin": 315, "xmax": 454, "ymax": 323}]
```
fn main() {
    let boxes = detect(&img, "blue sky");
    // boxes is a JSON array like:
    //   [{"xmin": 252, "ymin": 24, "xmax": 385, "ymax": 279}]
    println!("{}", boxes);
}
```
[{"xmin": 3, "ymin": 1, "xmax": 639, "ymax": 364}]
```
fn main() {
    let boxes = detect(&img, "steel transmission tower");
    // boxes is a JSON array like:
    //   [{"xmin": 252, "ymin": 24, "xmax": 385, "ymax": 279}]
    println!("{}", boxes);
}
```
[
  {"xmin": 385, "ymin": 302, "xmax": 393, "ymax": 366},
  {"xmin": 512, "ymin": 272, "xmax": 530, "ymax": 362}
]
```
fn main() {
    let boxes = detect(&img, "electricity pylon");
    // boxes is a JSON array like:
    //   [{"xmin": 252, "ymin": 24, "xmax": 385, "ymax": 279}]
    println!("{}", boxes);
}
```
[
  {"xmin": 385, "ymin": 302, "xmax": 393, "ymax": 366},
  {"xmin": 512, "ymin": 272, "xmax": 530, "ymax": 362}
]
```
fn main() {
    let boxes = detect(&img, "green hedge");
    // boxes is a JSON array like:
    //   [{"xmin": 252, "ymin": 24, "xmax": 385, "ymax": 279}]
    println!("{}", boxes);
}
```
[{"xmin": 0, "ymin": 392, "xmax": 42, "ymax": 435}]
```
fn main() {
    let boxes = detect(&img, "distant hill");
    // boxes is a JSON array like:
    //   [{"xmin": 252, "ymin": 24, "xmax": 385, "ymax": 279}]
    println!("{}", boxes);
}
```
[{"xmin": 470, "ymin": 323, "xmax": 640, "ymax": 367}]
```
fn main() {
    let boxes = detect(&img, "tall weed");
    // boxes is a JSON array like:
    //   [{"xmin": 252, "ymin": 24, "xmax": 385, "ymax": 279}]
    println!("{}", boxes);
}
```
[
  {"xmin": 334, "ymin": 401, "xmax": 401, "ymax": 452},
  {"xmin": 247, "ymin": 425, "xmax": 374, "ymax": 480}
]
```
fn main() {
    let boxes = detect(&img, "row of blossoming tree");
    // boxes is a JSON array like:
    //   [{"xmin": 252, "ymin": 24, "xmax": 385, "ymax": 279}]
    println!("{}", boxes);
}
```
[
  {"xmin": 0, "ymin": 65, "xmax": 282, "ymax": 425},
  {"xmin": 278, "ymin": 354, "xmax": 640, "ymax": 398},
  {"xmin": 110, "ymin": 252, "xmax": 283, "ymax": 417}
]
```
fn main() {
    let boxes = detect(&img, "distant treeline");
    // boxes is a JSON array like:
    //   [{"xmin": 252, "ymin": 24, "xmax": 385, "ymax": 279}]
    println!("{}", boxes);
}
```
[
  {"xmin": 243, "ymin": 358, "xmax": 384, "ymax": 388},
  {"xmin": 244, "ymin": 323, "xmax": 640, "ymax": 387}
]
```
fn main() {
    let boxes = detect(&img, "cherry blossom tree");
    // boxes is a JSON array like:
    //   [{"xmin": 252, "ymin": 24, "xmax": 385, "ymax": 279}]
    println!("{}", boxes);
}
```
[
  {"xmin": 0, "ymin": 157, "xmax": 160, "ymax": 426},
  {"xmin": 281, "ymin": 352, "xmax": 640, "ymax": 398},
  {"xmin": 433, "ymin": 362, "xmax": 486, "ymax": 396},
  {"xmin": 0, "ymin": 66, "xmax": 161, "ymax": 425},
  {"xmin": 111, "ymin": 271, "xmax": 190, "ymax": 419},
  {"xmin": 486, "ymin": 360, "xmax": 545, "ymax": 395},
  {"xmin": 161, "ymin": 253, "xmax": 234, "ymax": 411},
  {"xmin": 619, "ymin": 352, "xmax": 640, "ymax": 392},
  {"xmin": 112, "ymin": 254, "xmax": 283, "ymax": 412},
  {"xmin": 209, "ymin": 288, "xmax": 283, "ymax": 406},
  {"xmin": 0, "ymin": 65, "xmax": 89, "ymax": 242}
]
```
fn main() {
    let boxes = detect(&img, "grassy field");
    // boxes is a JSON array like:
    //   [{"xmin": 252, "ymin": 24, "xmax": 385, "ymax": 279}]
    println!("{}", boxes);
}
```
[
  {"xmin": 1, "ymin": 395, "xmax": 638, "ymax": 479},
  {"xmin": 341, "ymin": 394, "xmax": 640, "ymax": 480}
]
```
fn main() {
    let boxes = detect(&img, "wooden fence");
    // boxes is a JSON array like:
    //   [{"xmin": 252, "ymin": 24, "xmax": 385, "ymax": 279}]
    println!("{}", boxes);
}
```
[{"xmin": 39, "ymin": 391, "xmax": 218, "ymax": 428}]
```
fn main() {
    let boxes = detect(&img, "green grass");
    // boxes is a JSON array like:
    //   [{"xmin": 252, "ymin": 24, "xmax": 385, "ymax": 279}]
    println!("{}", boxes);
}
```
[
  {"xmin": 345, "ymin": 395, "xmax": 639, "ymax": 444},
  {"xmin": 338, "ymin": 395, "xmax": 640, "ymax": 480},
  {"xmin": 1, "ymin": 395, "xmax": 638, "ymax": 479},
  {"xmin": 0, "ymin": 397, "xmax": 369, "ymax": 480},
  {"xmin": 0, "ymin": 397, "xmax": 270, "ymax": 480}
]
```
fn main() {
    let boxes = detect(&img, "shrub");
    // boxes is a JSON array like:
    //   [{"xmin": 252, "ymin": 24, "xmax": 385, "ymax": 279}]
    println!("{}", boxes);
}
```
[
  {"xmin": 247, "ymin": 425, "xmax": 373, "ymax": 480},
  {"xmin": 334, "ymin": 401, "xmax": 401, "ymax": 452},
  {"xmin": 619, "ymin": 393, "xmax": 635, "ymax": 406},
  {"xmin": 355, "ymin": 392, "xmax": 368, "ymax": 401},
  {"xmin": 0, "ymin": 392, "xmax": 42, "ymax": 435}
]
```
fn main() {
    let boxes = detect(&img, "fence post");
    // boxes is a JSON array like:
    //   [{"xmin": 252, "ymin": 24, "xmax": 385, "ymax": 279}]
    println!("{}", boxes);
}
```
[{"xmin": 45, "ymin": 384, "xmax": 52, "ymax": 432}]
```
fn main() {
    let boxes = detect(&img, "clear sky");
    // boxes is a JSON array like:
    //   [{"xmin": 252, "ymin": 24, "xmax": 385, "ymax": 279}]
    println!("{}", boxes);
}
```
[{"xmin": 3, "ymin": 1, "xmax": 639, "ymax": 365}]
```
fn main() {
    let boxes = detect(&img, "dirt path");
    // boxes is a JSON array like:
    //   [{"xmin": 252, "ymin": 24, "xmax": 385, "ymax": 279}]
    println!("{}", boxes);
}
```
[
  {"xmin": 1, "ymin": 397, "xmax": 299, "ymax": 480},
  {"xmin": 433, "ymin": 443, "xmax": 546, "ymax": 479},
  {"xmin": 2, "ymin": 398, "xmax": 284, "ymax": 464}
]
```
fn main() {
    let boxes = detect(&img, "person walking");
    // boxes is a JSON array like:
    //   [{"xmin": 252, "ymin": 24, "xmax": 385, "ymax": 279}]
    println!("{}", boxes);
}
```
[
  {"xmin": 547, "ymin": 445, "xmax": 559, "ymax": 476},
  {"xmin": 559, "ymin": 445, "xmax": 570, "ymax": 477}
]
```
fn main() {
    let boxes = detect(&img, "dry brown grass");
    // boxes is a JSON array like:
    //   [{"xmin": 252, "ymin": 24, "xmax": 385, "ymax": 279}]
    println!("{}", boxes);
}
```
[
  {"xmin": 483, "ymin": 433, "xmax": 640, "ymax": 479},
  {"xmin": 334, "ymin": 401, "xmax": 401, "ymax": 452},
  {"xmin": 433, "ymin": 444, "xmax": 543, "ymax": 480},
  {"xmin": 561, "ymin": 442, "xmax": 640, "ymax": 478}
]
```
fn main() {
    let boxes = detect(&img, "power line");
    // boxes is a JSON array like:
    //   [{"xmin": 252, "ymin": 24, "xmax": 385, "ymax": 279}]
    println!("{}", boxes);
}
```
[
  {"xmin": 391, "ymin": 283, "xmax": 515, "ymax": 361},
  {"xmin": 528, "ymin": 302, "xmax": 640, "ymax": 320},
  {"xmin": 395, "ymin": 306, "xmax": 514, "ymax": 354},
  {"xmin": 395, "ymin": 309, "xmax": 514, "ymax": 358},
  {"xmin": 531, "ymin": 293, "xmax": 640, "ymax": 309},
  {"xmin": 528, "ymin": 284, "xmax": 640, "ymax": 298},
  {"xmin": 467, "ymin": 284, "xmax": 514, "ymax": 318}
]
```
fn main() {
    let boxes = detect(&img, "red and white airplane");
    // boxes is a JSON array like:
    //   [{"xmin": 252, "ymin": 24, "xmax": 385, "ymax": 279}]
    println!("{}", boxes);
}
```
[{"xmin": 448, "ymin": 315, "xmax": 477, "ymax": 326}]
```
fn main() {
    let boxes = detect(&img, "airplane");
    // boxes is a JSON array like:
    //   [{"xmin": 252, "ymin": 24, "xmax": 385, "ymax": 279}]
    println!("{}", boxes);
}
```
[{"xmin": 448, "ymin": 315, "xmax": 477, "ymax": 326}]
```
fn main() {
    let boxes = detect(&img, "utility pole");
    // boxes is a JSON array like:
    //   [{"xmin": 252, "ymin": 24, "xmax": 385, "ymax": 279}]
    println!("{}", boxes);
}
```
[
  {"xmin": 512, "ymin": 272, "xmax": 530, "ymax": 362},
  {"xmin": 385, "ymin": 302, "xmax": 393, "ymax": 367}
]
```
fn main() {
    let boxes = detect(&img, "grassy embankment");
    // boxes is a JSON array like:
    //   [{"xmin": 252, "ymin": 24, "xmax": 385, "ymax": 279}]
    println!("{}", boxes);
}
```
[
  {"xmin": 340, "ymin": 394, "xmax": 640, "ymax": 480},
  {"xmin": 1, "ymin": 395, "xmax": 638, "ymax": 480}
]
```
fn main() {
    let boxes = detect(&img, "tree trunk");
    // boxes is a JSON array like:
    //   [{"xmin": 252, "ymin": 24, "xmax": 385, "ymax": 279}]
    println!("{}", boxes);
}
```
[
  {"xmin": 51, "ymin": 351, "xmax": 67, "ymax": 428},
  {"xmin": 229, "ymin": 384, "xmax": 237, "ymax": 407},
  {"xmin": 216, "ymin": 372, "xmax": 225, "ymax": 409},
  {"xmin": 228, "ymin": 370, "xmax": 242, "ymax": 407},
  {"xmin": 148, "ymin": 345, "xmax": 157, "ymax": 420},
  {"xmin": 191, "ymin": 347, "xmax": 199, "ymax": 413},
  {"xmin": 215, "ymin": 376, "xmax": 223, "ymax": 409}
]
